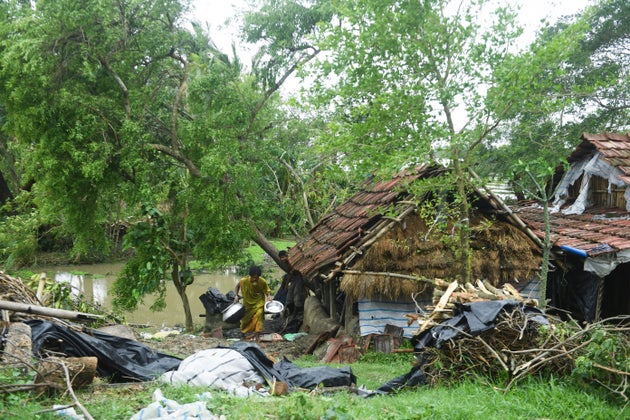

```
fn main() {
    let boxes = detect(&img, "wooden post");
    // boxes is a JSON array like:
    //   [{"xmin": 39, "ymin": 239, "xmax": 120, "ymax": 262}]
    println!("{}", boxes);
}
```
[
  {"xmin": 595, "ymin": 276, "xmax": 605, "ymax": 322},
  {"xmin": 329, "ymin": 279, "xmax": 336, "ymax": 320},
  {"xmin": 36, "ymin": 273, "xmax": 47, "ymax": 303}
]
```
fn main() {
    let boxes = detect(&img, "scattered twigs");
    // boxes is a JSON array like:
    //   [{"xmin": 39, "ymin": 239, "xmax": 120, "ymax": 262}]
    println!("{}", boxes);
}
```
[
  {"xmin": 1, "ymin": 327, "xmax": 95, "ymax": 418},
  {"xmin": 58, "ymin": 360, "xmax": 95, "ymax": 420},
  {"xmin": 33, "ymin": 404, "xmax": 76, "ymax": 415},
  {"xmin": 416, "ymin": 308, "xmax": 630, "ymax": 401},
  {"xmin": 307, "ymin": 384, "xmax": 359, "ymax": 395}
]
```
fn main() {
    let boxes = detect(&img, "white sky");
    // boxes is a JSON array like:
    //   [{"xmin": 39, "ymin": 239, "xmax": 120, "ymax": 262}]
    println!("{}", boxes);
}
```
[
  {"xmin": 191, "ymin": 0, "xmax": 594, "ymax": 48},
  {"xmin": 190, "ymin": 0, "xmax": 595, "ymax": 90}
]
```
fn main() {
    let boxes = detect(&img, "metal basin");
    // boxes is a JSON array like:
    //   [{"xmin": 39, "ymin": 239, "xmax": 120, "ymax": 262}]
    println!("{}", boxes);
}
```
[
  {"xmin": 222, "ymin": 302, "xmax": 245, "ymax": 323},
  {"xmin": 264, "ymin": 300, "xmax": 284, "ymax": 314}
]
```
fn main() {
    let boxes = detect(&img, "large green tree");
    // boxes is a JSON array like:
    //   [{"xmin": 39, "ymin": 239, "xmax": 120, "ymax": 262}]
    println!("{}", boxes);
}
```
[
  {"xmin": 0, "ymin": 0, "xmax": 318, "ymax": 329},
  {"xmin": 483, "ymin": 0, "xmax": 629, "ymax": 180},
  {"xmin": 480, "ymin": 0, "xmax": 629, "ymax": 305},
  {"xmin": 298, "ymin": 0, "xmax": 523, "ymax": 281}
]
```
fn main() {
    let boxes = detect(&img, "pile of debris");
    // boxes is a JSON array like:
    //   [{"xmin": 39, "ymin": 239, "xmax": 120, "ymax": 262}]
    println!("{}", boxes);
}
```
[
  {"xmin": 400, "ymin": 279, "xmax": 630, "ymax": 399},
  {"xmin": 0, "ymin": 270, "xmax": 39, "ymax": 306},
  {"xmin": 0, "ymin": 272, "xmax": 181, "ymax": 394},
  {"xmin": 407, "ymin": 279, "xmax": 537, "ymax": 333}
]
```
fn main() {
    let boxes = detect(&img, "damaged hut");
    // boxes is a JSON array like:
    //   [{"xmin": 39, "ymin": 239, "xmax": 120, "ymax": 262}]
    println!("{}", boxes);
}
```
[
  {"xmin": 514, "ymin": 132, "xmax": 630, "ymax": 322},
  {"xmin": 288, "ymin": 164, "xmax": 542, "ymax": 338}
]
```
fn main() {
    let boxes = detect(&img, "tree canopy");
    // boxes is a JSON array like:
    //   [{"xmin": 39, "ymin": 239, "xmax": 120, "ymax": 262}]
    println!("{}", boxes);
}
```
[{"xmin": 0, "ymin": 0, "xmax": 628, "ymax": 325}]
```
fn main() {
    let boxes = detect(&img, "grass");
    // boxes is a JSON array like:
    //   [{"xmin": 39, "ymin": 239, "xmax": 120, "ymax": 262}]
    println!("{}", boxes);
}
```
[
  {"xmin": 2, "ymin": 351, "xmax": 627, "ymax": 420},
  {"xmin": 189, "ymin": 239, "xmax": 295, "ymax": 273},
  {"xmin": 244, "ymin": 239, "xmax": 296, "ymax": 264}
]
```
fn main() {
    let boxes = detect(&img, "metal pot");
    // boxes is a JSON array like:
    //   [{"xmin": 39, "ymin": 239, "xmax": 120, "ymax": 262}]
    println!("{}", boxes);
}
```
[
  {"xmin": 222, "ymin": 302, "xmax": 245, "ymax": 323},
  {"xmin": 264, "ymin": 300, "xmax": 284, "ymax": 314}
]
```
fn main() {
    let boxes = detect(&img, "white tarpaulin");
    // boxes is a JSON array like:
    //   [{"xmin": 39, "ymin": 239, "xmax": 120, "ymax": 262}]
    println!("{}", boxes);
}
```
[
  {"xmin": 160, "ymin": 348, "xmax": 266, "ymax": 397},
  {"xmin": 130, "ymin": 388, "xmax": 219, "ymax": 420},
  {"xmin": 552, "ymin": 152, "xmax": 630, "ymax": 215},
  {"xmin": 584, "ymin": 248, "xmax": 630, "ymax": 277}
]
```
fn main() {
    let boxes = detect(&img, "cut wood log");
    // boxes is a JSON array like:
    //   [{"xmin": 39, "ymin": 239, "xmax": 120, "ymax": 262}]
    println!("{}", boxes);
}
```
[
  {"xmin": 1, "ymin": 322, "xmax": 32, "ymax": 367},
  {"xmin": 410, "ymin": 277, "xmax": 540, "ymax": 333},
  {"xmin": 503, "ymin": 284, "xmax": 524, "ymax": 301},
  {"xmin": 483, "ymin": 280, "xmax": 507, "ymax": 296},
  {"xmin": 0, "ymin": 300, "xmax": 105, "ymax": 321},
  {"xmin": 419, "ymin": 280, "xmax": 458, "ymax": 333},
  {"xmin": 35, "ymin": 356, "xmax": 98, "ymax": 390}
]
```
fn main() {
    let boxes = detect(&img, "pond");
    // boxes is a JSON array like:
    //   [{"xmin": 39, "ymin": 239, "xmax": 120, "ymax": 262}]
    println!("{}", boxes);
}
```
[{"xmin": 31, "ymin": 262, "xmax": 248, "ymax": 329}]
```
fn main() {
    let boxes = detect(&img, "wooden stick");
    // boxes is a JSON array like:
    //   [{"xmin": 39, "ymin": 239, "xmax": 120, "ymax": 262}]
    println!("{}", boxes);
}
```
[
  {"xmin": 59, "ymin": 360, "xmax": 95, "ymax": 420},
  {"xmin": 341, "ymin": 270, "xmax": 439, "ymax": 286}
]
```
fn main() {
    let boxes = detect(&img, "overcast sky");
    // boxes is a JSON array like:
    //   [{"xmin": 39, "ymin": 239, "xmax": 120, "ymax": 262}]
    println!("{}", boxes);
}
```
[
  {"xmin": 191, "ymin": 0, "xmax": 594, "ymax": 53},
  {"xmin": 189, "ymin": 0, "xmax": 594, "ymax": 97}
]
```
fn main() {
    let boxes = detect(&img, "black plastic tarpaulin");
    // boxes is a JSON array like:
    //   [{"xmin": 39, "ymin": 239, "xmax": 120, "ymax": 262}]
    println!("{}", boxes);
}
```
[
  {"xmin": 25, "ymin": 319, "xmax": 181, "ymax": 382},
  {"xmin": 199, "ymin": 287, "xmax": 234, "ymax": 315},
  {"xmin": 274, "ymin": 358, "xmax": 357, "ymax": 388},
  {"xmin": 369, "ymin": 300, "xmax": 549, "ymax": 395},
  {"xmin": 228, "ymin": 341, "xmax": 356, "ymax": 389}
]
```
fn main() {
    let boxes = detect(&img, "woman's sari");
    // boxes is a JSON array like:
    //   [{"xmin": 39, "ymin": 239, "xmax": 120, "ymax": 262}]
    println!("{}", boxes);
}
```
[{"xmin": 238, "ymin": 276, "xmax": 271, "ymax": 333}]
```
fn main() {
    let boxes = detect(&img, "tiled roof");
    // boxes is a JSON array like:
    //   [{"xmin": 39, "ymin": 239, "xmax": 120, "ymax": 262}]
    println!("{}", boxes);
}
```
[
  {"xmin": 288, "ymin": 164, "xmax": 446, "ymax": 281},
  {"xmin": 570, "ymin": 132, "xmax": 630, "ymax": 184},
  {"xmin": 514, "ymin": 204, "xmax": 630, "ymax": 256}
]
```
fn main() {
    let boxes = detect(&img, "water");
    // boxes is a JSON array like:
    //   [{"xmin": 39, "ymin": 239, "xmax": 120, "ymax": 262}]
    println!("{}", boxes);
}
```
[{"xmin": 32, "ymin": 262, "xmax": 241, "ymax": 328}]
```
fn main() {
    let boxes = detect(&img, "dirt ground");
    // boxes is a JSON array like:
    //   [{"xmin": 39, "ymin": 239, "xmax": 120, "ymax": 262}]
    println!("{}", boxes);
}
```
[{"xmin": 134, "ymin": 317, "xmax": 317, "ymax": 362}]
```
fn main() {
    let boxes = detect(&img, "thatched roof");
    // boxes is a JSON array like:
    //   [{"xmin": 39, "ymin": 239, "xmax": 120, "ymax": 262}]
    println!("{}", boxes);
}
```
[
  {"xmin": 341, "ymin": 212, "xmax": 541, "ymax": 301},
  {"xmin": 288, "ymin": 164, "xmax": 542, "ymax": 300}
]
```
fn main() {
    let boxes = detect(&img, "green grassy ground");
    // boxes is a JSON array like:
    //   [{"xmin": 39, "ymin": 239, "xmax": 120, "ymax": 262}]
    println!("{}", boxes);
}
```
[
  {"xmin": 245, "ymin": 239, "xmax": 296, "ymax": 263},
  {"xmin": 2, "ymin": 351, "xmax": 626, "ymax": 420}
]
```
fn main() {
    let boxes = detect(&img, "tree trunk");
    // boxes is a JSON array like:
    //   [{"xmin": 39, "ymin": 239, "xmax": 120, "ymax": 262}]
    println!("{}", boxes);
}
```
[
  {"xmin": 171, "ymin": 266, "xmax": 193, "ymax": 332},
  {"xmin": 452, "ymin": 151, "xmax": 472, "ymax": 283},
  {"xmin": 539, "ymin": 198, "xmax": 550, "ymax": 309},
  {"xmin": 0, "ymin": 169, "xmax": 13, "ymax": 206},
  {"xmin": 251, "ymin": 225, "xmax": 290, "ymax": 272}
]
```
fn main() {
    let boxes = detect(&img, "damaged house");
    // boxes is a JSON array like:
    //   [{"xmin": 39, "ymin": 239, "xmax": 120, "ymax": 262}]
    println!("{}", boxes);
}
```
[
  {"xmin": 288, "ymin": 163, "xmax": 542, "ymax": 338},
  {"xmin": 514, "ymin": 132, "xmax": 630, "ymax": 322}
]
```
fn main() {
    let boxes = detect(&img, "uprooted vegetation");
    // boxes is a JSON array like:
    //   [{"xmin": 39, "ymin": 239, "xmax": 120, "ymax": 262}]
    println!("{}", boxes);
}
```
[{"xmin": 406, "ymin": 278, "xmax": 630, "ymax": 402}]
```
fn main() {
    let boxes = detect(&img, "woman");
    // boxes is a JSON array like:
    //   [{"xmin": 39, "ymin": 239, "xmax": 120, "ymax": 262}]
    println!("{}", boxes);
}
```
[{"xmin": 234, "ymin": 265, "xmax": 271, "ymax": 340}]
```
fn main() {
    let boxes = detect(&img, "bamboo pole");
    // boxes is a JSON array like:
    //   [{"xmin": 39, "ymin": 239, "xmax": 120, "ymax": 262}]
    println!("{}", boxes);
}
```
[{"xmin": 0, "ymin": 300, "xmax": 106, "ymax": 321}]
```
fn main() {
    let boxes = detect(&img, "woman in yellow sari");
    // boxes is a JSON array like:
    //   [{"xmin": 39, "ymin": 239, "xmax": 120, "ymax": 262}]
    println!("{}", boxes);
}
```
[{"xmin": 234, "ymin": 265, "xmax": 271, "ymax": 339}]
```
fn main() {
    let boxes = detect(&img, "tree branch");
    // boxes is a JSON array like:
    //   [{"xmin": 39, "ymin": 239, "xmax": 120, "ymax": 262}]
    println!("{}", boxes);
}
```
[{"xmin": 149, "ymin": 144, "xmax": 202, "ymax": 177}]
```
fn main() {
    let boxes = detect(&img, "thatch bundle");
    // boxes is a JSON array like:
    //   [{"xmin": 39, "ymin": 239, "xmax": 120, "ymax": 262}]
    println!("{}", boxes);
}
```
[
  {"xmin": 0, "ymin": 271, "xmax": 39, "ymax": 305},
  {"xmin": 340, "ymin": 212, "xmax": 541, "ymax": 301}
]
